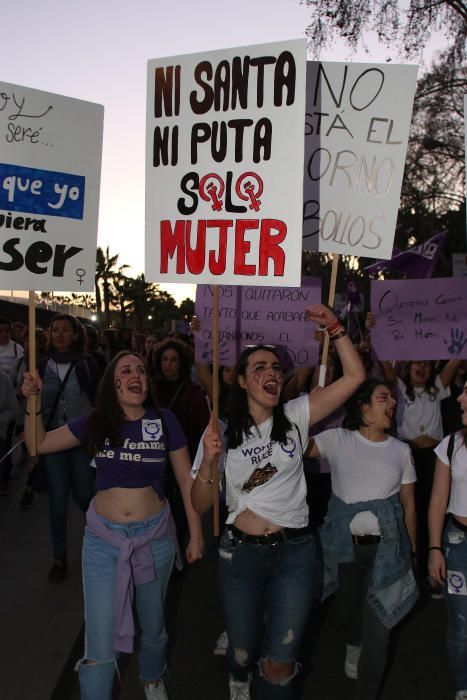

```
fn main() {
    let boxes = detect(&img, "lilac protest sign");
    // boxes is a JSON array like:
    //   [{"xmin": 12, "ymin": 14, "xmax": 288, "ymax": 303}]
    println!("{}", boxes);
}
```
[
  {"xmin": 371, "ymin": 278, "xmax": 467, "ymax": 360},
  {"xmin": 195, "ymin": 278, "xmax": 321, "ymax": 367}
]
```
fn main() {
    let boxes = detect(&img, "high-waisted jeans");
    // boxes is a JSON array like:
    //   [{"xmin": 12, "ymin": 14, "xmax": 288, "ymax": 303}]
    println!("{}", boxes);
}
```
[
  {"xmin": 218, "ymin": 529, "xmax": 318, "ymax": 699},
  {"xmin": 77, "ymin": 510, "xmax": 176, "ymax": 700}
]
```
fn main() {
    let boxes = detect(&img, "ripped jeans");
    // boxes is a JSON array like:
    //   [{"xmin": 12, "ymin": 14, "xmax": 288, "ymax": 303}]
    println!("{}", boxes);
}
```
[
  {"xmin": 77, "ymin": 512, "xmax": 175, "ymax": 700},
  {"xmin": 218, "ymin": 529, "xmax": 317, "ymax": 699},
  {"xmin": 444, "ymin": 517, "xmax": 467, "ymax": 692}
]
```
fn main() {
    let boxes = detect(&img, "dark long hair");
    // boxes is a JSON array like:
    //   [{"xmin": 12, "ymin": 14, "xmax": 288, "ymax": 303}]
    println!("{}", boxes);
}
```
[
  {"xmin": 343, "ymin": 378, "xmax": 393, "ymax": 431},
  {"xmin": 226, "ymin": 345, "xmax": 291, "ymax": 449},
  {"xmin": 83, "ymin": 351, "xmax": 157, "ymax": 455},
  {"xmin": 48, "ymin": 314, "xmax": 86, "ymax": 354},
  {"xmin": 150, "ymin": 338, "xmax": 192, "ymax": 382},
  {"xmin": 402, "ymin": 361, "xmax": 438, "ymax": 402}
]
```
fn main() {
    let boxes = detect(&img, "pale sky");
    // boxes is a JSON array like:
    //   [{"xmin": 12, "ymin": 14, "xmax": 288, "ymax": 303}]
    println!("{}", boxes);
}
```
[{"xmin": 1, "ymin": 0, "xmax": 442, "ymax": 303}]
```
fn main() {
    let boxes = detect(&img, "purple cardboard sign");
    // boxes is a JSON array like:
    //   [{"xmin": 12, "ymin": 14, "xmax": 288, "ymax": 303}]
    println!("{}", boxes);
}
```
[
  {"xmin": 195, "ymin": 278, "xmax": 321, "ymax": 368},
  {"xmin": 371, "ymin": 277, "xmax": 467, "ymax": 360}
]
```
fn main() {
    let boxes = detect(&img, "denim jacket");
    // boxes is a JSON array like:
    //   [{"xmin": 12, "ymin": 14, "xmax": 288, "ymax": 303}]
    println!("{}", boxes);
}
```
[{"xmin": 319, "ymin": 493, "xmax": 418, "ymax": 629}]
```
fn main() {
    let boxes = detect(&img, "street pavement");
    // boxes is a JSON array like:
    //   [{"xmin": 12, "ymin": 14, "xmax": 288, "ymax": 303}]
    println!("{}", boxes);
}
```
[{"xmin": 0, "ymin": 463, "xmax": 456, "ymax": 700}]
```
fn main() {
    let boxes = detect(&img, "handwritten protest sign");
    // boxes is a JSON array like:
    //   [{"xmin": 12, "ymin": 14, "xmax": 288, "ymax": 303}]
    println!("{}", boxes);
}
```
[
  {"xmin": 146, "ymin": 40, "xmax": 307, "ymax": 287},
  {"xmin": 194, "ymin": 277, "xmax": 321, "ymax": 367},
  {"xmin": 371, "ymin": 278, "xmax": 467, "ymax": 360},
  {"xmin": 0, "ymin": 82, "xmax": 104, "ymax": 292},
  {"xmin": 303, "ymin": 62, "xmax": 418, "ymax": 260}
]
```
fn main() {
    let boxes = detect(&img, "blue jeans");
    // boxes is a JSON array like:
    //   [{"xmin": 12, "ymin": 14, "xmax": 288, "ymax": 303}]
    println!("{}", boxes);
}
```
[
  {"xmin": 44, "ymin": 446, "xmax": 94, "ymax": 558},
  {"xmin": 444, "ymin": 517, "xmax": 467, "ymax": 692},
  {"xmin": 78, "ymin": 511, "xmax": 176, "ymax": 700},
  {"xmin": 218, "ymin": 529, "xmax": 317, "ymax": 699}
]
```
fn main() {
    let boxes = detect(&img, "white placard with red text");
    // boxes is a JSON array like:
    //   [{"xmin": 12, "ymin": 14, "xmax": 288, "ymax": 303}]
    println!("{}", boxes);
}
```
[{"xmin": 145, "ymin": 40, "xmax": 307, "ymax": 287}]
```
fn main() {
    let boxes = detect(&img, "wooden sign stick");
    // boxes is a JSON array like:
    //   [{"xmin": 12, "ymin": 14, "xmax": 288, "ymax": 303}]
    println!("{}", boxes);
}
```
[
  {"xmin": 28, "ymin": 291, "xmax": 37, "ymax": 456},
  {"xmin": 318, "ymin": 254, "xmax": 339, "ymax": 387},
  {"xmin": 212, "ymin": 284, "xmax": 220, "ymax": 537}
]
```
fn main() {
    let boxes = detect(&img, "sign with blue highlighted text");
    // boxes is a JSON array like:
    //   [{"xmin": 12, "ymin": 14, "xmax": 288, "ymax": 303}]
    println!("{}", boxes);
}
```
[{"xmin": 0, "ymin": 82, "xmax": 104, "ymax": 291}]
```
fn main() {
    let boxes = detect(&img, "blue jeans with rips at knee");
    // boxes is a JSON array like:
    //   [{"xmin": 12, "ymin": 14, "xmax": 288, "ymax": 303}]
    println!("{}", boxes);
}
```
[
  {"xmin": 444, "ymin": 517, "xmax": 467, "ymax": 692},
  {"xmin": 218, "ymin": 529, "xmax": 317, "ymax": 699},
  {"xmin": 77, "ymin": 511, "xmax": 175, "ymax": 700}
]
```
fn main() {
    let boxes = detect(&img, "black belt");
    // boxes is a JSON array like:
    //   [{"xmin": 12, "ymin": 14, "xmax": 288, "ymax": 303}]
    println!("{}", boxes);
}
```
[
  {"xmin": 227, "ymin": 524, "xmax": 313, "ymax": 546},
  {"xmin": 352, "ymin": 534, "xmax": 381, "ymax": 545}
]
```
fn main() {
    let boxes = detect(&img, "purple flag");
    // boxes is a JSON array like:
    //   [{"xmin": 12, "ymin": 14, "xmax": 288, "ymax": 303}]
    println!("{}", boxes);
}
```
[{"xmin": 365, "ymin": 231, "xmax": 446, "ymax": 277}]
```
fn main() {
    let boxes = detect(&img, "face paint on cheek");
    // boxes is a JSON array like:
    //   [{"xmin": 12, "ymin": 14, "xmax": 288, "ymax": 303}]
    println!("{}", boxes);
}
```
[
  {"xmin": 253, "ymin": 373, "xmax": 261, "ymax": 383},
  {"xmin": 115, "ymin": 378, "xmax": 123, "ymax": 394}
]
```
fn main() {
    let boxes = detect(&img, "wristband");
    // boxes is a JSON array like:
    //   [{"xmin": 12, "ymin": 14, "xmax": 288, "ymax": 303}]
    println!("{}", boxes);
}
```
[
  {"xmin": 326, "ymin": 320, "xmax": 341, "ymax": 335},
  {"xmin": 25, "ymin": 409, "xmax": 42, "ymax": 416},
  {"xmin": 330, "ymin": 328, "xmax": 347, "ymax": 341},
  {"xmin": 428, "ymin": 546, "xmax": 443, "ymax": 552}
]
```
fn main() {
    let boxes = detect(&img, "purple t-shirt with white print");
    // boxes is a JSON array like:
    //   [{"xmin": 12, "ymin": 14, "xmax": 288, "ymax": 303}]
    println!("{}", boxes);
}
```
[{"xmin": 68, "ymin": 408, "xmax": 186, "ymax": 497}]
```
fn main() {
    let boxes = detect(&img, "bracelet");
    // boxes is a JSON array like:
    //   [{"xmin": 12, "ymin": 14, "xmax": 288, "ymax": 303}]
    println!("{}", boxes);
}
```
[
  {"xmin": 326, "ymin": 320, "xmax": 342, "ymax": 335},
  {"xmin": 428, "ymin": 546, "xmax": 443, "ymax": 552},
  {"xmin": 196, "ymin": 470, "xmax": 213, "ymax": 486},
  {"xmin": 329, "ymin": 328, "xmax": 347, "ymax": 341},
  {"xmin": 24, "ymin": 409, "xmax": 42, "ymax": 416}
]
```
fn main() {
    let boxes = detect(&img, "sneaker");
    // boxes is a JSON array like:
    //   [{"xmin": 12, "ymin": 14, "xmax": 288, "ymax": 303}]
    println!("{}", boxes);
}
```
[
  {"xmin": 48, "ymin": 556, "xmax": 68, "ymax": 583},
  {"xmin": 455, "ymin": 691, "xmax": 467, "ymax": 699},
  {"xmin": 20, "ymin": 487, "xmax": 35, "ymax": 509},
  {"xmin": 344, "ymin": 644, "xmax": 361, "ymax": 679},
  {"xmin": 213, "ymin": 630, "xmax": 229, "ymax": 656},
  {"xmin": 144, "ymin": 677, "xmax": 169, "ymax": 700},
  {"xmin": 229, "ymin": 675, "xmax": 251, "ymax": 700},
  {"xmin": 426, "ymin": 575, "xmax": 444, "ymax": 600}
]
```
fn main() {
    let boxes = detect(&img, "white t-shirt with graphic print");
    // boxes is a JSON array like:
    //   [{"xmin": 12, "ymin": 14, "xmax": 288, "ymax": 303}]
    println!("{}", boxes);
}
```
[
  {"xmin": 192, "ymin": 395, "xmax": 310, "ymax": 529},
  {"xmin": 223, "ymin": 395, "xmax": 310, "ymax": 529}
]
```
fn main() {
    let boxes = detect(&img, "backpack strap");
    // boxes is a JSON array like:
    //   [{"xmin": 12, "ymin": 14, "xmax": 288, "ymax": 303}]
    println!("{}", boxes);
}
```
[{"xmin": 447, "ymin": 432, "xmax": 456, "ymax": 465}]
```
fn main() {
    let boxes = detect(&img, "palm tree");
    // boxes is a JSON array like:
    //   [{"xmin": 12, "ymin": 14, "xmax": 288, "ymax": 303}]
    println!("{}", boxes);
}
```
[{"xmin": 95, "ymin": 247, "xmax": 128, "ymax": 327}]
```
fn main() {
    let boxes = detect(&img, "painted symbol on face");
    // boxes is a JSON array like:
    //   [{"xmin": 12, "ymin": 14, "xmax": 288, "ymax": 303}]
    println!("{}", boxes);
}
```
[
  {"xmin": 235, "ymin": 172, "xmax": 263, "ymax": 212},
  {"xmin": 115, "ymin": 378, "xmax": 123, "ymax": 394},
  {"xmin": 281, "ymin": 437, "xmax": 296, "ymax": 458},
  {"xmin": 199, "ymin": 173, "xmax": 225, "ymax": 212}
]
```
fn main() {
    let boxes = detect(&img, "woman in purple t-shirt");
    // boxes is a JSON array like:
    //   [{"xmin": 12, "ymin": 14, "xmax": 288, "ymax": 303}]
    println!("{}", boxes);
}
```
[{"xmin": 22, "ymin": 351, "xmax": 204, "ymax": 700}]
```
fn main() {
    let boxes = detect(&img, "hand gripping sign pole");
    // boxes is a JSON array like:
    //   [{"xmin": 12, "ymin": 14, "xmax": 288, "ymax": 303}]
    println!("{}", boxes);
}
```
[
  {"xmin": 28, "ymin": 291, "xmax": 37, "ymax": 456},
  {"xmin": 318, "ymin": 254, "xmax": 339, "ymax": 388},
  {"xmin": 212, "ymin": 285, "xmax": 220, "ymax": 537}
]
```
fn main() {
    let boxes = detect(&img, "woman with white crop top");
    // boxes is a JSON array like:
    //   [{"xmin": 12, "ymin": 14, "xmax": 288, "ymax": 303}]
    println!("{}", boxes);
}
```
[
  {"xmin": 192, "ymin": 304, "xmax": 365, "ymax": 700},
  {"xmin": 308, "ymin": 378, "xmax": 418, "ymax": 700},
  {"xmin": 428, "ymin": 381, "xmax": 467, "ymax": 700},
  {"xmin": 22, "ymin": 351, "xmax": 203, "ymax": 700}
]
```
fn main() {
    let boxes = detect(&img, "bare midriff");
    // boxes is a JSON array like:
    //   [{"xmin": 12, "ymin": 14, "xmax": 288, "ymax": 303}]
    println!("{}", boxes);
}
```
[
  {"xmin": 94, "ymin": 486, "xmax": 165, "ymax": 523},
  {"xmin": 234, "ymin": 509, "xmax": 283, "ymax": 535}
]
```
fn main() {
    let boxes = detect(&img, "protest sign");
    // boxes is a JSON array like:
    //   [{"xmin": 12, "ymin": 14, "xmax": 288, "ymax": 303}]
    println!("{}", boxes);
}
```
[
  {"xmin": 371, "ymin": 278, "xmax": 467, "ymax": 360},
  {"xmin": 194, "ymin": 277, "xmax": 321, "ymax": 367},
  {"xmin": 303, "ymin": 62, "xmax": 418, "ymax": 260},
  {"xmin": 145, "ymin": 40, "xmax": 307, "ymax": 287},
  {"xmin": 0, "ymin": 82, "xmax": 104, "ymax": 292}
]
